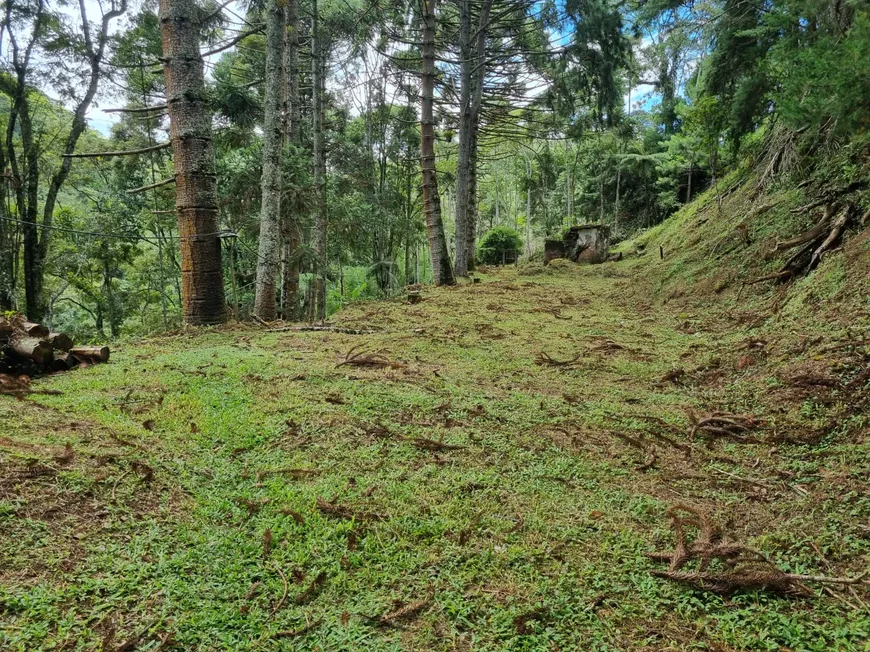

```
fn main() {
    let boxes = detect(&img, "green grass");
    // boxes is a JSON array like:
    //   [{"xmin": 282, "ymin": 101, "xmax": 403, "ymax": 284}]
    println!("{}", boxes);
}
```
[{"xmin": 1, "ymin": 262, "xmax": 868, "ymax": 650}]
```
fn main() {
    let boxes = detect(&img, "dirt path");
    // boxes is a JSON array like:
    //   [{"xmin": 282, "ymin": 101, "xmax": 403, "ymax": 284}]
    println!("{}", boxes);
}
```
[{"xmin": 2, "ymin": 266, "xmax": 867, "ymax": 650}]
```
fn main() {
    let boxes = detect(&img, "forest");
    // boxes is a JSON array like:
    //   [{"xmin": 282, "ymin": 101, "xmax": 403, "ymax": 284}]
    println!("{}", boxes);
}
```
[
  {"xmin": 1, "ymin": 0, "xmax": 869, "ymax": 649},
  {"xmin": 0, "ymin": 0, "xmax": 861, "ymax": 336}
]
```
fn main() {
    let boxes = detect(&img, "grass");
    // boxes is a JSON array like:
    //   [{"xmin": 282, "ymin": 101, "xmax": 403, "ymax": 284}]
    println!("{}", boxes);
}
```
[{"xmin": 2, "ymin": 248, "xmax": 869, "ymax": 649}]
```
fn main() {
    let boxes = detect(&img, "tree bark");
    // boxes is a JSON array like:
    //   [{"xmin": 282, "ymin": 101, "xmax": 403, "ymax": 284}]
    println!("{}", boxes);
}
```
[
  {"xmin": 10, "ymin": 336, "xmax": 53, "ymax": 366},
  {"xmin": 0, "ymin": 125, "xmax": 13, "ymax": 310},
  {"xmin": 420, "ymin": 0, "xmax": 455, "ymax": 286},
  {"xmin": 4, "ymin": 0, "xmax": 43, "ymax": 320},
  {"xmin": 312, "ymin": 0, "xmax": 328, "ymax": 319},
  {"xmin": 48, "ymin": 332, "xmax": 74, "ymax": 352},
  {"xmin": 71, "ymin": 345, "xmax": 111, "ymax": 363},
  {"xmin": 254, "ymin": 0, "xmax": 286, "ymax": 321},
  {"xmin": 159, "ymin": 0, "xmax": 227, "ymax": 325},
  {"xmin": 281, "ymin": 0, "xmax": 302, "ymax": 320},
  {"xmin": 453, "ymin": 0, "xmax": 473, "ymax": 276},
  {"xmin": 453, "ymin": 0, "xmax": 492, "ymax": 276}
]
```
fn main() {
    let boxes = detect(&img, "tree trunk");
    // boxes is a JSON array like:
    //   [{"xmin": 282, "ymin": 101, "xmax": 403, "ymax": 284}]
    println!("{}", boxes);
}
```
[
  {"xmin": 48, "ymin": 332, "xmax": 74, "ymax": 352},
  {"xmin": 254, "ymin": 0, "xmax": 286, "ymax": 321},
  {"xmin": 453, "ymin": 0, "xmax": 473, "ymax": 276},
  {"xmin": 71, "ymin": 345, "xmax": 110, "ymax": 363},
  {"xmin": 159, "ymin": 0, "xmax": 227, "ymax": 325},
  {"xmin": 281, "ymin": 0, "xmax": 302, "ymax": 320},
  {"xmin": 420, "ymin": 0, "xmax": 455, "ymax": 286},
  {"xmin": 453, "ymin": 0, "xmax": 492, "ymax": 276},
  {"xmin": 9, "ymin": 335, "xmax": 53, "ymax": 366},
  {"xmin": 312, "ymin": 0, "xmax": 328, "ymax": 320},
  {"xmin": 466, "ymin": 121, "xmax": 480, "ymax": 270},
  {"xmin": 615, "ymin": 162, "xmax": 621, "ymax": 235},
  {"xmin": 0, "ymin": 137, "xmax": 14, "ymax": 310}
]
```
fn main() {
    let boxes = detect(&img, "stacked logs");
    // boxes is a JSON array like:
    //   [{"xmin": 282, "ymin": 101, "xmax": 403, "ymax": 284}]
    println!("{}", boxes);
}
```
[{"xmin": 0, "ymin": 314, "xmax": 110, "ymax": 374}]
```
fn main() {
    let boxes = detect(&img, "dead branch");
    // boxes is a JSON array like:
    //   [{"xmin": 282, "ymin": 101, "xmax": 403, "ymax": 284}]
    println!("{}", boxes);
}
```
[
  {"xmin": 688, "ymin": 411, "xmax": 762, "ymax": 443},
  {"xmin": 126, "ymin": 177, "xmax": 175, "ymax": 194},
  {"xmin": 809, "ymin": 207, "xmax": 851, "ymax": 269},
  {"xmin": 649, "ymin": 505, "xmax": 867, "ymax": 596},
  {"xmin": 316, "ymin": 496, "xmax": 384, "ymax": 522},
  {"xmin": 532, "ymin": 307, "xmax": 571, "ymax": 320},
  {"xmin": 268, "ymin": 565, "xmax": 289, "ymax": 620},
  {"xmin": 293, "ymin": 571, "xmax": 327, "ymax": 605},
  {"xmin": 256, "ymin": 467, "xmax": 321, "ymax": 481},
  {"xmin": 274, "ymin": 619, "xmax": 322, "ymax": 638},
  {"xmin": 104, "ymin": 104, "xmax": 168, "ymax": 114},
  {"xmin": 337, "ymin": 344, "xmax": 406, "ymax": 369},
  {"xmin": 636, "ymin": 450, "xmax": 657, "ymax": 471},
  {"xmin": 408, "ymin": 436, "xmax": 464, "ymax": 452},
  {"xmin": 374, "ymin": 598, "xmax": 431, "ymax": 627},
  {"xmin": 64, "ymin": 142, "xmax": 170, "ymax": 158},
  {"xmin": 269, "ymin": 325, "xmax": 378, "ymax": 334},
  {"xmin": 535, "ymin": 352, "xmax": 582, "ymax": 367}
]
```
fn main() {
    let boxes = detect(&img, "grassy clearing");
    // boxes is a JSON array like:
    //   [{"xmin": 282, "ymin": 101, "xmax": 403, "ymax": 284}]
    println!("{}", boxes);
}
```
[{"xmin": 1, "ymin": 257, "xmax": 869, "ymax": 650}]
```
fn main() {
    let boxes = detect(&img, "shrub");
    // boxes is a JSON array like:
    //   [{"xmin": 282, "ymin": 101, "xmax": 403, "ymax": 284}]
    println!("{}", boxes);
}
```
[{"xmin": 477, "ymin": 227, "xmax": 524, "ymax": 265}]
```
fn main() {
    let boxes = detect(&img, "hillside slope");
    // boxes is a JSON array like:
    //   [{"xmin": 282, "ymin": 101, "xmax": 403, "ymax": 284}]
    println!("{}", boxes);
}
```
[{"xmin": 1, "ymin": 182, "xmax": 869, "ymax": 650}]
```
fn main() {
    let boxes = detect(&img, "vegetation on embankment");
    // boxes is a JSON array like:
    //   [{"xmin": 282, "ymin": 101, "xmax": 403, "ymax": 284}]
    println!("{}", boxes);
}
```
[{"xmin": 2, "ymin": 192, "xmax": 868, "ymax": 649}]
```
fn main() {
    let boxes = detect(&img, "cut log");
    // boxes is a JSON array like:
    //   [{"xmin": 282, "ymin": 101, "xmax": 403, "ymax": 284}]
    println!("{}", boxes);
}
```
[
  {"xmin": 70, "ymin": 345, "xmax": 110, "ymax": 363},
  {"xmin": 50, "ymin": 352, "xmax": 76, "ymax": 372},
  {"xmin": 48, "ymin": 332, "xmax": 74, "ymax": 352},
  {"xmin": 9, "ymin": 336, "xmax": 54, "ymax": 366},
  {"xmin": 21, "ymin": 321, "xmax": 49, "ymax": 338}
]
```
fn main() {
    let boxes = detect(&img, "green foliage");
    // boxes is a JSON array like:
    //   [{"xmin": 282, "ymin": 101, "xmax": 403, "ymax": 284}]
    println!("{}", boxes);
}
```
[{"xmin": 477, "ymin": 226, "xmax": 524, "ymax": 264}]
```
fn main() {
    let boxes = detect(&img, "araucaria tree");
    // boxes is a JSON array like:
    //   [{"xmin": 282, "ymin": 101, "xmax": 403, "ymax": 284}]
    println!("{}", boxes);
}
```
[
  {"xmin": 159, "ymin": 0, "xmax": 227, "ymax": 325},
  {"xmin": 419, "ymin": 0, "xmax": 455, "ymax": 286},
  {"xmin": 253, "ymin": 0, "xmax": 286, "ymax": 321}
]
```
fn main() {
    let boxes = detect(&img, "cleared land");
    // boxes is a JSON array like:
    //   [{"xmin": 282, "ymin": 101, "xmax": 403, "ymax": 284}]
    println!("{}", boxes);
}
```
[{"xmin": 1, "ymin": 256, "xmax": 869, "ymax": 650}]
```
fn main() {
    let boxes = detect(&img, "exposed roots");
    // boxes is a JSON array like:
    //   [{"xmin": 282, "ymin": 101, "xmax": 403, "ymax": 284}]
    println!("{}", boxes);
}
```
[
  {"xmin": 650, "ymin": 505, "xmax": 868, "ymax": 596},
  {"xmin": 337, "ymin": 345, "xmax": 406, "ymax": 370},
  {"xmin": 687, "ymin": 411, "xmax": 762, "ymax": 444},
  {"xmin": 535, "ymin": 352, "xmax": 582, "ymax": 368},
  {"xmin": 531, "ymin": 306, "xmax": 572, "ymax": 320},
  {"xmin": 749, "ymin": 201, "xmax": 858, "ymax": 284},
  {"xmin": 316, "ymin": 496, "xmax": 385, "ymax": 522}
]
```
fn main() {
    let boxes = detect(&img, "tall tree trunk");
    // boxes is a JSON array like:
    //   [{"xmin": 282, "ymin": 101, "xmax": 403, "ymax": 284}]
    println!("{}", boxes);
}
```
[
  {"xmin": 160, "ymin": 0, "xmax": 227, "ymax": 324},
  {"xmin": 254, "ymin": 0, "xmax": 286, "ymax": 321},
  {"xmin": 453, "ymin": 0, "xmax": 473, "ymax": 276},
  {"xmin": 2, "ymin": 0, "xmax": 43, "ymax": 316},
  {"xmin": 453, "ymin": 0, "xmax": 492, "ymax": 276},
  {"xmin": 312, "ymin": 0, "xmax": 328, "ymax": 319},
  {"xmin": 466, "ymin": 121, "xmax": 480, "ymax": 270},
  {"xmin": 0, "ymin": 134, "xmax": 13, "ymax": 309},
  {"xmin": 420, "ymin": 0, "xmax": 455, "ymax": 286},
  {"xmin": 281, "ymin": 0, "xmax": 302, "ymax": 320}
]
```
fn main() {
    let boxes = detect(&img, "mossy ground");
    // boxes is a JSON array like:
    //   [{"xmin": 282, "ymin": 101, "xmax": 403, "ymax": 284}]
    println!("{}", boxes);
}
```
[{"xmin": 2, "ymin": 186, "xmax": 869, "ymax": 650}]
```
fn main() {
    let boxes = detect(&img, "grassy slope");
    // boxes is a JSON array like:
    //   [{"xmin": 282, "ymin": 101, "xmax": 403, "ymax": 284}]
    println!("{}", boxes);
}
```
[{"xmin": 2, "ymin": 185, "xmax": 869, "ymax": 650}]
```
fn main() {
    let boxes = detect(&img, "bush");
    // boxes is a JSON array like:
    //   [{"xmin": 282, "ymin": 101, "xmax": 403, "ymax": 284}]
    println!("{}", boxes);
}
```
[{"xmin": 477, "ymin": 227, "xmax": 524, "ymax": 265}]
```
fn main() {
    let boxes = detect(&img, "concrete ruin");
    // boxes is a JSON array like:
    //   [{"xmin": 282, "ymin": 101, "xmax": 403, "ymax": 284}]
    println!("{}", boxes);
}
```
[{"xmin": 544, "ymin": 224, "xmax": 611, "ymax": 264}]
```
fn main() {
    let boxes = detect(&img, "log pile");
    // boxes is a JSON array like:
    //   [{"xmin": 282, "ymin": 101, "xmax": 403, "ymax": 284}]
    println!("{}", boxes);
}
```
[{"xmin": 0, "ymin": 314, "xmax": 110, "ymax": 374}]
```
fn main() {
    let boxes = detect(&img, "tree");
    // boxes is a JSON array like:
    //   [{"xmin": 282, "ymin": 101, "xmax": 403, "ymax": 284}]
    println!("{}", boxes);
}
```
[
  {"xmin": 253, "ymin": 0, "xmax": 286, "ymax": 321},
  {"xmin": 1, "ymin": 0, "xmax": 128, "ymax": 320},
  {"xmin": 419, "ymin": 0, "xmax": 455, "ymax": 286},
  {"xmin": 159, "ymin": 0, "xmax": 227, "ymax": 324},
  {"xmin": 281, "ymin": 0, "xmax": 303, "ymax": 319},
  {"xmin": 311, "ymin": 0, "xmax": 329, "ymax": 318},
  {"xmin": 453, "ymin": 0, "xmax": 493, "ymax": 277}
]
